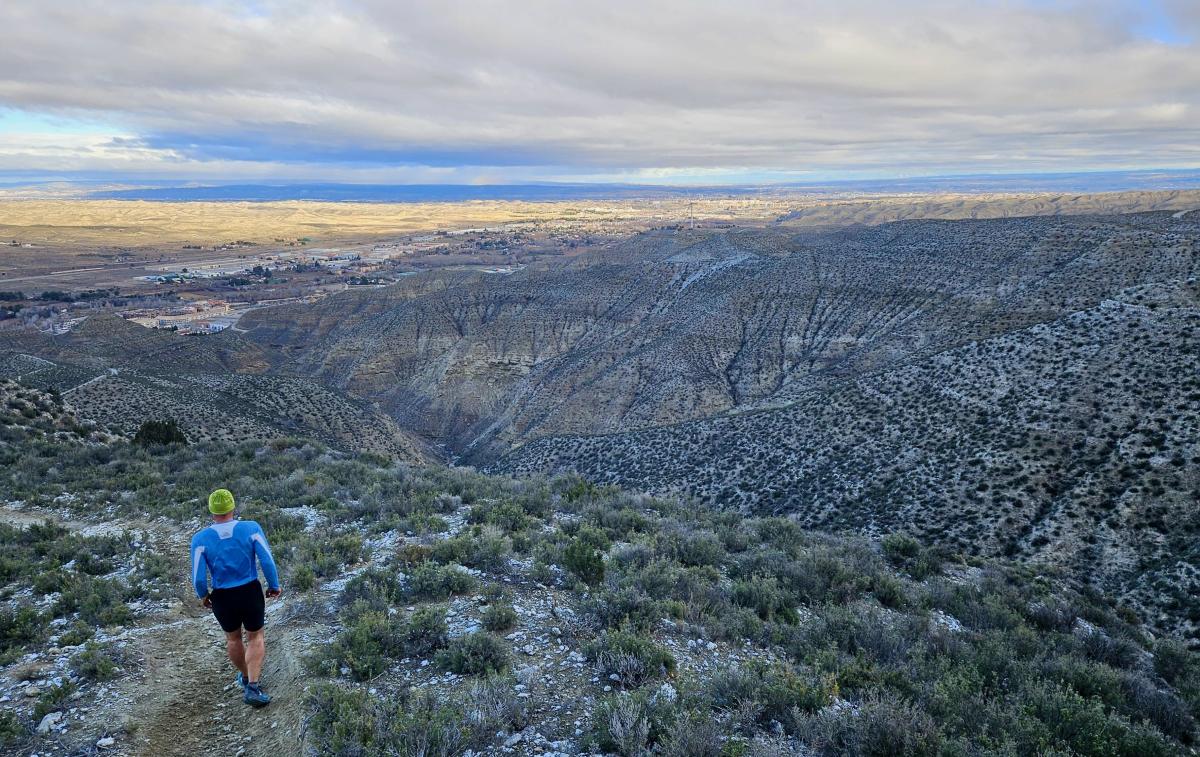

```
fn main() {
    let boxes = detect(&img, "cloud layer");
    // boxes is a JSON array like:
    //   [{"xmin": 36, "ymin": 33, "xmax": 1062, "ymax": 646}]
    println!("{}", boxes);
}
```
[{"xmin": 1, "ymin": 0, "xmax": 1198, "ymax": 182}]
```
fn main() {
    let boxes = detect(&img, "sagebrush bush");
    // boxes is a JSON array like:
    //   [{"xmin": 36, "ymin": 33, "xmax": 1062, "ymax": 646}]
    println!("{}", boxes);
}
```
[
  {"xmin": 0, "ymin": 710, "xmax": 24, "ymax": 749},
  {"xmin": 591, "ymin": 694, "xmax": 651, "ymax": 756},
  {"xmin": 563, "ymin": 538, "xmax": 605, "ymax": 586},
  {"xmin": 661, "ymin": 711, "xmax": 724, "ymax": 757},
  {"xmin": 0, "ymin": 605, "xmax": 43, "ymax": 662},
  {"xmin": 463, "ymin": 676, "xmax": 526, "ymax": 733},
  {"xmin": 327, "ymin": 609, "xmax": 403, "ymax": 680},
  {"xmin": 585, "ymin": 630, "xmax": 676, "ymax": 687},
  {"xmin": 402, "ymin": 606, "xmax": 449, "ymax": 655},
  {"xmin": 708, "ymin": 662, "xmax": 833, "ymax": 732},
  {"xmin": 481, "ymin": 603, "xmax": 518, "ymax": 632},
  {"xmin": 800, "ymin": 690, "xmax": 940, "ymax": 757},
  {"xmin": 54, "ymin": 576, "xmax": 131, "ymax": 627},
  {"xmin": 406, "ymin": 562, "xmax": 475, "ymax": 600},
  {"xmin": 436, "ymin": 632, "xmax": 509, "ymax": 676},
  {"xmin": 587, "ymin": 689, "xmax": 685, "ymax": 756},
  {"xmin": 72, "ymin": 641, "xmax": 119, "ymax": 681},
  {"xmin": 305, "ymin": 684, "xmax": 471, "ymax": 756}
]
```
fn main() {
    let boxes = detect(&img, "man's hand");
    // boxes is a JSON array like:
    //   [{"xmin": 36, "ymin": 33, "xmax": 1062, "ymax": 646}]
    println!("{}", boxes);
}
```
[
  {"xmin": 266, "ymin": 588, "xmax": 282, "ymax": 599},
  {"xmin": 201, "ymin": 594, "xmax": 212, "ymax": 608}
]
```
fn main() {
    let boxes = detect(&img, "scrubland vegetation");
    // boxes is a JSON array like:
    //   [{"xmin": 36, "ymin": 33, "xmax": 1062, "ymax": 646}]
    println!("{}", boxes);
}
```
[{"xmin": 2, "ymin": 382, "xmax": 1198, "ymax": 755}]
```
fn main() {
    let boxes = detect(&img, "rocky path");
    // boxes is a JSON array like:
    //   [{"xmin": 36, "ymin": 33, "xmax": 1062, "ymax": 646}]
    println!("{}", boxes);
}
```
[
  {"xmin": 123, "ymin": 598, "xmax": 306, "ymax": 757},
  {"xmin": 2, "ymin": 503, "xmax": 310, "ymax": 757}
]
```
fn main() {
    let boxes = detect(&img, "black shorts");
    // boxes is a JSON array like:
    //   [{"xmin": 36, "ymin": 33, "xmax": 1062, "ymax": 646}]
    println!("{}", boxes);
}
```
[{"xmin": 210, "ymin": 580, "xmax": 265, "ymax": 633}]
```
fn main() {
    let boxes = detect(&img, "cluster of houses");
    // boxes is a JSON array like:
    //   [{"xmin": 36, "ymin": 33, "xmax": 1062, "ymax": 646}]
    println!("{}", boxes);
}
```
[{"xmin": 121, "ymin": 299, "xmax": 236, "ymax": 334}]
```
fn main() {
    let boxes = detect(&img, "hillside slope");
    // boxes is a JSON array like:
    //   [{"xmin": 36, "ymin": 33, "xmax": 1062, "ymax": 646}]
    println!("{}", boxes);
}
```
[
  {"xmin": 1, "ymin": 386, "xmax": 1198, "ymax": 756},
  {"xmin": 0, "ymin": 313, "xmax": 433, "ymax": 460},
  {"xmin": 495, "ymin": 281, "xmax": 1200, "ymax": 636},
  {"xmin": 237, "ymin": 211, "xmax": 1200, "ymax": 463}
]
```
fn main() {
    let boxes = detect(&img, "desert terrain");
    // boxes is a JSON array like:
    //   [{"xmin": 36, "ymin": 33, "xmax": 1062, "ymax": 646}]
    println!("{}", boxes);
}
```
[{"xmin": 2, "ymin": 191, "xmax": 1199, "ymax": 756}]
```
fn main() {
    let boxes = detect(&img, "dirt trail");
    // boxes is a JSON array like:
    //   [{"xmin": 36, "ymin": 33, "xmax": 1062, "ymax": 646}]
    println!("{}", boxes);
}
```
[
  {"xmin": 2, "ymin": 505, "xmax": 310, "ymax": 756},
  {"xmin": 123, "ymin": 598, "xmax": 307, "ymax": 757}
]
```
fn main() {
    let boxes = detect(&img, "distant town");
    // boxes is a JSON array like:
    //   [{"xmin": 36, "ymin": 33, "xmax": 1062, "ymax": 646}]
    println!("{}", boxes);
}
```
[{"xmin": 0, "ymin": 211, "xmax": 674, "ymax": 335}]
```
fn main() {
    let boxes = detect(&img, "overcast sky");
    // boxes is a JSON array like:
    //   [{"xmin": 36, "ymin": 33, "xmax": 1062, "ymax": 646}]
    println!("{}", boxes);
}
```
[{"xmin": 0, "ymin": 0, "xmax": 1197, "ymax": 184}]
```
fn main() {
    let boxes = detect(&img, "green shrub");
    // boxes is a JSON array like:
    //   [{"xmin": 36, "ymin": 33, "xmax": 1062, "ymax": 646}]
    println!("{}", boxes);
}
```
[
  {"xmin": 709, "ymin": 662, "xmax": 833, "ymax": 731},
  {"xmin": 1024, "ymin": 681, "xmax": 1172, "ymax": 756},
  {"xmin": 75, "ymin": 550, "xmax": 114, "ymax": 576},
  {"xmin": 340, "ymin": 569, "xmax": 405, "ymax": 612},
  {"xmin": 132, "ymin": 418, "xmax": 187, "ymax": 447},
  {"xmin": 1153, "ymin": 638, "xmax": 1195, "ymax": 688},
  {"xmin": 436, "ymin": 632, "xmax": 509, "ymax": 676},
  {"xmin": 291, "ymin": 565, "xmax": 316, "ymax": 592},
  {"xmin": 406, "ymin": 562, "xmax": 475, "ymax": 600},
  {"xmin": 871, "ymin": 574, "xmax": 908, "ymax": 609},
  {"xmin": 402, "ymin": 606, "xmax": 449, "ymax": 656},
  {"xmin": 56, "ymin": 620, "xmax": 93, "ymax": 647},
  {"xmin": 481, "ymin": 603, "xmax": 518, "ymax": 632},
  {"xmin": 33, "ymin": 569, "xmax": 70, "ymax": 595},
  {"xmin": 396, "ymin": 543, "xmax": 433, "ymax": 565},
  {"xmin": 305, "ymin": 684, "xmax": 472, "ymax": 756},
  {"xmin": 0, "ymin": 710, "xmax": 24, "ymax": 749},
  {"xmin": 584, "ymin": 630, "xmax": 676, "ymax": 687},
  {"xmin": 72, "ymin": 642, "xmax": 118, "ymax": 681},
  {"xmin": 303, "ymin": 534, "xmax": 364, "ymax": 577},
  {"xmin": 0, "ymin": 605, "xmax": 44, "ymax": 658},
  {"xmin": 732, "ymin": 574, "xmax": 799, "ymax": 624},
  {"xmin": 881, "ymin": 533, "xmax": 942, "ymax": 580},
  {"xmin": 529, "ymin": 559, "xmax": 555, "ymax": 585},
  {"xmin": 54, "ymin": 576, "xmax": 131, "ymax": 626},
  {"xmin": 318, "ymin": 603, "xmax": 449, "ymax": 680},
  {"xmin": 659, "ymin": 528, "xmax": 726, "ymax": 568},
  {"xmin": 327, "ymin": 609, "xmax": 403, "ymax": 680},
  {"xmin": 33, "ymin": 680, "xmax": 76, "ymax": 720},
  {"xmin": 138, "ymin": 551, "xmax": 175, "ymax": 583},
  {"xmin": 800, "ymin": 690, "xmax": 940, "ymax": 756},
  {"xmin": 582, "ymin": 587, "xmax": 663, "ymax": 631},
  {"xmin": 430, "ymin": 536, "xmax": 471, "ymax": 565},
  {"xmin": 564, "ymin": 538, "xmax": 605, "ymax": 586},
  {"xmin": 471, "ymin": 500, "xmax": 534, "ymax": 533},
  {"xmin": 436, "ymin": 528, "xmax": 514, "ymax": 573},
  {"xmin": 881, "ymin": 533, "xmax": 921, "ymax": 562}
]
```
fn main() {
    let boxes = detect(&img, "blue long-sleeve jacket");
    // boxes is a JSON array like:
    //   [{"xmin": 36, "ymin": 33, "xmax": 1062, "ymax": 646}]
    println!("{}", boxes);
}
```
[{"xmin": 190, "ymin": 519, "xmax": 280, "ymax": 599}]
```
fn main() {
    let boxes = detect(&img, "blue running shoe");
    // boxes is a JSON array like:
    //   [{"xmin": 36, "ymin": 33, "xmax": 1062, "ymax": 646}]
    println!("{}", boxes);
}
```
[
  {"xmin": 244, "ymin": 683, "xmax": 271, "ymax": 707},
  {"xmin": 235, "ymin": 672, "xmax": 247, "ymax": 689}
]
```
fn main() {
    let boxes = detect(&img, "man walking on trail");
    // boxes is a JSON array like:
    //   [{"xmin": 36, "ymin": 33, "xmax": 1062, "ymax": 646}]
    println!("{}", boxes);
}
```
[{"xmin": 191, "ymin": 488, "xmax": 282, "ymax": 707}]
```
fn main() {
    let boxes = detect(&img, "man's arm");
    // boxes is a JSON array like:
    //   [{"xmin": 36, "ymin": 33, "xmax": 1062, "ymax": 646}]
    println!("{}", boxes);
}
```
[
  {"xmin": 250, "ymin": 523, "xmax": 281, "ymax": 593},
  {"xmin": 191, "ymin": 539, "xmax": 209, "ymax": 600}
]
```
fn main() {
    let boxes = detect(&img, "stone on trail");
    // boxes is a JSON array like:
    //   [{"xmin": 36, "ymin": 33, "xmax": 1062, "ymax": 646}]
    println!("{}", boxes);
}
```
[{"xmin": 36, "ymin": 711, "xmax": 62, "ymax": 734}]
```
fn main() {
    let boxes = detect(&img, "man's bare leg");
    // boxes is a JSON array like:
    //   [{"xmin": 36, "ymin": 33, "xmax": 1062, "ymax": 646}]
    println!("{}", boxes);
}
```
[
  {"xmin": 225, "ymin": 630, "xmax": 248, "ymax": 678},
  {"xmin": 245, "ymin": 628, "xmax": 266, "ymax": 684}
]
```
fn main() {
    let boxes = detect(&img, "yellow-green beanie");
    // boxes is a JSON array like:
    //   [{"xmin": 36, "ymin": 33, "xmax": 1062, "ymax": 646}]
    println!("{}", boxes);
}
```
[{"xmin": 208, "ymin": 488, "xmax": 235, "ymax": 515}]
